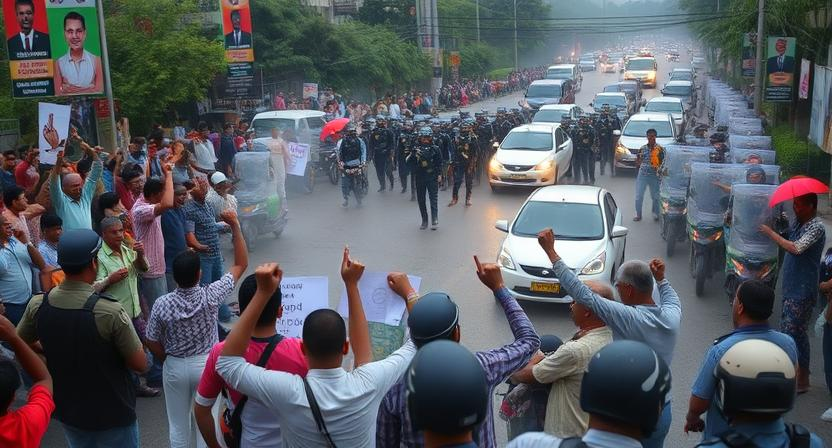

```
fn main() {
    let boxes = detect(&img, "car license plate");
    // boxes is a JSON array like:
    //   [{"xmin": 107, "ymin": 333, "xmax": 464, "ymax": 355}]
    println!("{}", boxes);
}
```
[
  {"xmin": 510, "ymin": 173, "xmax": 526, "ymax": 179},
  {"xmin": 530, "ymin": 282, "xmax": 560, "ymax": 293}
]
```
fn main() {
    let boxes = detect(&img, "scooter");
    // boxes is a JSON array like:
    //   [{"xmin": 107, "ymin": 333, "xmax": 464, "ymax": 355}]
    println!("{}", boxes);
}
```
[{"xmin": 660, "ymin": 196, "xmax": 687, "ymax": 257}]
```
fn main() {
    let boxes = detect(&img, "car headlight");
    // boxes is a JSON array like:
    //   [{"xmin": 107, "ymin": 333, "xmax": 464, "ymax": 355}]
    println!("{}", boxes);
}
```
[
  {"xmin": 581, "ymin": 251, "xmax": 606, "ymax": 275},
  {"xmin": 615, "ymin": 143, "xmax": 630, "ymax": 156},
  {"xmin": 534, "ymin": 158, "xmax": 554, "ymax": 171},
  {"xmin": 489, "ymin": 158, "xmax": 504, "ymax": 172},
  {"xmin": 498, "ymin": 246, "xmax": 516, "ymax": 270}
]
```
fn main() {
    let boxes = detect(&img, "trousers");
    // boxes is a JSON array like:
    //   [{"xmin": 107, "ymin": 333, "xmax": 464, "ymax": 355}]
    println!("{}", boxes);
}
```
[
  {"xmin": 415, "ymin": 173, "xmax": 439, "ymax": 223},
  {"xmin": 199, "ymin": 256, "xmax": 231, "ymax": 322},
  {"xmin": 63, "ymin": 421, "xmax": 139, "ymax": 448},
  {"xmin": 598, "ymin": 139, "xmax": 613, "ymax": 174},
  {"xmin": 374, "ymin": 152, "xmax": 393, "ymax": 189},
  {"xmin": 782, "ymin": 295, "xmax": 815, "ymax": 368},
  {"xmin": 635, "ymin": 171, "xmax": 661, "ymax": 218},
  {"xmin": 640, "ymin": 403, "xmax": 671, "ymax": 448},
  {"xmin": 574, "ymin": 149, "xmax": 594, "ymax": 184},
  {"xmin": 451, "ymin": 162, "xmax": 474, "ymax": 199},
  {"xmin": 163, "ymin": 353, "xmax": 209, "ymax": 448},
  {"xmin": 341, "ymin": 171, "xmax": 364, "ymax": 202}
]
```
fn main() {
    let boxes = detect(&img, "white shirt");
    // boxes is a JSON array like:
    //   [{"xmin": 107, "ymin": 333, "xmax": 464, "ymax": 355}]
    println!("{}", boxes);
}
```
[
  {"xmin": 388, "ymin": 103, "xmax": 401, "ymax": 119},
  {"xmin": 507, "ymin": 429, "xmax": 643, "ymax": 448},
  {"xmin": 193, "ymin": 140, "xmax": 217, "ymax": 170},
  {"xmin": 58, "ymin": 49, "xmax": 96, "ymax": 88},
  {"xmin": 18, "ymin": 30, "xmax": 33, "ymax": 50},
  {"xmin": 217, "ymin": 340, "xmax": 416, "ymax": 447}
]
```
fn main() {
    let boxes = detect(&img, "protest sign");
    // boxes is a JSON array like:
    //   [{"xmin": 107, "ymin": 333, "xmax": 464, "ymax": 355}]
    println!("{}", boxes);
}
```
[
  {"xmin": 303, "ymin": 83, "xmax": 318, "ymax": 100},
  {"xmin": 286, "ymin": 142, "xmax": 310, "ymax": 177},
  {"xmin": 275, "ymin": 276, "xmax": 328, "ymax": 338},
  {"xmin": 38, "ymin": 102, "xmax": 70, "ymax": 165},
  {"xmin": 337, "ymin": 272, "xmax": 421, "ymax": 326}
]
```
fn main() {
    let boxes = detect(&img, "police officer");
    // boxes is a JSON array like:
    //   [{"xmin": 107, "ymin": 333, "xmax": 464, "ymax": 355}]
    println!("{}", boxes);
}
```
[
  {"xmin": 594, "ymin": 105, "xmax": 617, "ymax": 176},
  {"xmin": 494, "ymin": 107, "xmax": 514, "ymax": 144},
  {"xmin": 561, "ymin": 114, "xmax": 577, "ymax": 179},
  {"xmin": 432, "ymin": 121, "xmax": 454, "ymax": 192},
  {"xmin": 397, "ymin": 120, "xmax": 416, "ymax": 198},
  {"xmin": 369, "ymin": 116, "xmax": 395, "ymax": 192},
  {"xmin": 573, "ymin": 115, "xmax": 597, "ymax": 185},
  {"xmin": 449, "ymin": 119, "xmax": 479, "ymax": 207},
  {"xmin": 695, "ymin": 339, "xmax": 824, "ymax": 447},
  {"xmin": 336, "ymin": 123, "xmax": 367, "ymax": 208},
  {"xmin": 407, "ymin": 127, "xmax": 443, "ymax": 230}
]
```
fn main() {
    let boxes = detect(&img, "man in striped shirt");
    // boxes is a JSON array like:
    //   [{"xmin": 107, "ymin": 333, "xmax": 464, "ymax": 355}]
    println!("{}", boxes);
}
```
[{"xmin": 131, "ymin": 163, "xmax": 174, "ymax": 311}]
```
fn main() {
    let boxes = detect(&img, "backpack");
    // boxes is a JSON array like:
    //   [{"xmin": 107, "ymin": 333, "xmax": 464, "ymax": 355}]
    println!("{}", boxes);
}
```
[{"xmin": 696, "ymin": 423, "xmax": 812, "ymax": 448}]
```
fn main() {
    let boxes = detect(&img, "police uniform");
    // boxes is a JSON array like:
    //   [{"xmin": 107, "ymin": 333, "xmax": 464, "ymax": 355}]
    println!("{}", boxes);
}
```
[
  {"xmin": 336, "ymin": 133, "xmax": 367, "ymax": 206},
  {"xmin": 450, "ymin": 123, "xmax": 479, "ymax": 206},
  {"xmin": 408, "ymin": 129, "xmax": 443, "ymax": 229},
  {"xmin": 574, "ymin": 119, "xmax": 597, "ymax": 184},
  {"xmin": 593, "ymin": 112, "xmax": 616, "ymax": 176},
  {"xmin": 396, "ymin": 123, "xmax": 416, "ymax": 196},
  {"xmin": 369, "ymin": 120, "xmax": 395, "ymax": 192}
]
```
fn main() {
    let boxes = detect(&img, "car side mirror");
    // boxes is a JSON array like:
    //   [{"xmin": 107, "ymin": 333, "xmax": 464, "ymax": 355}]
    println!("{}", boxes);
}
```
[
  {"xmin": 611, "ymin": 225, "xmax": 628, "ymax": 238},
  {"xmin": 495, "ymin": 219, "xmax": 509, "ymax": 233},
  {"xmin": 612, "ymin": 130, "xmax": 621, "ymax": 136}
]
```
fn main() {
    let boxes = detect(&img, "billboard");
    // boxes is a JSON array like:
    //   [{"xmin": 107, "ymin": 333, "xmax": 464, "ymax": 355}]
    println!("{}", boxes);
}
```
[
  {"xmin": 741, "ymin": 32, "xmax": 756, "ymax": 78},
  {"xmin": 809, "ymin": 65, "xmax": 832, "ymax": 154},
  {"xmin": 3, "ymin": 0, "xmax": 104, "ymax": 98},
  {"xmin": 764, "ymin": 36, "xmax": 796, "ymax": 103},
  {"xmin": 220, "ymin": 0, "xmax": 253, "ymax": 63}
]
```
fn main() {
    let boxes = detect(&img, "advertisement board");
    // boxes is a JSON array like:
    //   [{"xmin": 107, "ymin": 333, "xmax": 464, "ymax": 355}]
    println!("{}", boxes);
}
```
[
  {"xmin": 764, "ymin": 37, "xmax": 796, "ymax": 102},
  {"xmin": 741, "ymin": 32, "xmax": 756, "ymax": 78}
]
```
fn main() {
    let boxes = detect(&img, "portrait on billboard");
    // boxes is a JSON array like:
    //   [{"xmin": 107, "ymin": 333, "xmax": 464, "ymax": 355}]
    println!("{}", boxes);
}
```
[
  {"xmin": 766, "ymin": 37, "xmax": 795, "ymax": 86},
  {"xmin": 51, "ymin": 9, "xmax": 103, "ymax": 95},
  {"xmin": 6, "ymin": 0, "xmax": 51, "ymax": 60},
  {"xmin": 224, "ymin": 9, "xmax": 251, "ymax": 49}
]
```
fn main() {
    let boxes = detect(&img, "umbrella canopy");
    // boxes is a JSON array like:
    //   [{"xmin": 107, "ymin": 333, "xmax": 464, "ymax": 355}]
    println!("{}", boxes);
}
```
[
  {"xmin": 320, "ymin": 118, "xmax": 350, "ymax": 142},
  {"xmin": 768, "ymin": 176, "xmax": 829, "ymax": 207}
]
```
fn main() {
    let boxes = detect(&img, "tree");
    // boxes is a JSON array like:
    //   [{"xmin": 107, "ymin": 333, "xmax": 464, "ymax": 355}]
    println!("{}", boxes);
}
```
[
  {"xmin": 459, "ymin": 42, "xmax": 497, "ymax": 78},
  {"xmin": 357, "ymin": 0, "xmax": 417, "ymax": 33}
]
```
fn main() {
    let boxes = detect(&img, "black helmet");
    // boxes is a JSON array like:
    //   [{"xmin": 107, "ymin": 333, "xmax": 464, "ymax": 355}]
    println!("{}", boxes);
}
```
[
  {"xmin": 344, "ymin": 123, "xmax": 357, "ymax": 134},
  {"xmin": 580, "ymin": 340, "xmax": 671, "ymax": 437},
  {"xmin": 715, "ymin": 339, "xmax": 796, "ymax": 417},
  {"xmin": 407, "ymin": 292, "xmax": 459, "ymax": 347},
  {"xmin": 406, "ymin": 340, "xmax": 488, "ymax": 435},
  {"xmin": 58, "ymin": 229, "xmax": 102, "ymax": 270},
  {"xmin": 539, "ymin": 334, "xmax": 564, "ymax": 355}
]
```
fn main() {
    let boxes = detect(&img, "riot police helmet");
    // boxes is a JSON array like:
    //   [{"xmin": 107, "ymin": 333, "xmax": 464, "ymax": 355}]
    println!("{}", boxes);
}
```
[
  {"xmin": 408, "ymin": 292, "xmax": 460, "ymax": 347},
  {"xmin": 418, "ymin": 126, "xmax": 433, "ymax": 141},
  {"xmin": 709, "ymin": 132, "xmax": 727, "ymax": 143},
  {"xmin": 344, "ymin": 123, "xmax": 357, "ymax": 135},
  {"xmin": 496, "ymin": 107, "xmax": 507, "ymax": 114},
  {"xmin": 58, "ymin": 229, "xmax": 103, "ymax": 270},
  {"xmin": 406, "ymin": 340, "xmax": 488, "ymax": 435},
  {"xmin": 580, "ymin": 340, "xmax": 671, "ymax": 437},
  {"xmin": 714, "ymin": 339, "xmax": 796, "ymax": 417},
  {"xmin": 560, "ymin": 114, "xmax": 571, "ymax": 123},
  {"xmin": 376, "ymin": 116, "xmax": 387, "ymax": 127}
]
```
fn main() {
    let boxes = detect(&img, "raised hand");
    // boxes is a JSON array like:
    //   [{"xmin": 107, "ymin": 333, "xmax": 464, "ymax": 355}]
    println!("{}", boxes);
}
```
[
  {"xmin": 536, "ymin": 228, "xmax": 559, "ymax": 262},
  {"xmin": 649, "ymin": 258, "xmax": 665, "ymax": 282},
  {"xmin": 474, "ymin": 255, "xmax": 505, "ymax": 292},
  {"xmin": 387, "ymin": 272, "xmax": 415, "ymax": 299},
  {"xmin": 254, "ymin": 262, "xmax": 282, "ymax": 297},
  {"xmin": 340, "ymin": 246, "xmax": 365, "ymax": 285}
]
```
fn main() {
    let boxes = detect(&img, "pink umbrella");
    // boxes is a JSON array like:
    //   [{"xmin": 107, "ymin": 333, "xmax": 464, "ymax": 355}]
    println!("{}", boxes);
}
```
[
  {"xmin": 768, "ymin": 175, "xmax": 829, "ymax": 207},
  {"xmin": 320, "ymin": 118, "xmax": 350, "ymax": 142}
]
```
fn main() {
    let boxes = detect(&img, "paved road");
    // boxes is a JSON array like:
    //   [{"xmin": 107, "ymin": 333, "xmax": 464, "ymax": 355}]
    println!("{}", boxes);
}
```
[{"xmin": 40, "ymin": 58, "xmax": 832, "ymax": 446}]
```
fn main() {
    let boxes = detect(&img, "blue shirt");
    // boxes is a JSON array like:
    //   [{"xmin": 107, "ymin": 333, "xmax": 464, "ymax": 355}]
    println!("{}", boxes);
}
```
[
  {"xmin": 697, "ymin": 418, "xmax": 824, "ymax": 448},
  {"xmin": 0, "ymin": 169, "xmax": 16, "ymax": 190},
  {"xmin": 161, "ymin": 207, "xmax": 193, "ymax": 273},
  {"xmin": 37, "ymin": 240, "xmax": 58, "ymax": 267},
  {"xmin": 0, "ymin": 237, "xmax": 34, "ymax": 305},
  {"xmin": 50, "ymin": 160, "xmax": 102, "ymax": 230},
  {"xmin": 691, "ymin": 325, "xmax": 797, "ymax": 440},
  {"xmin": 102, "ymin": 168, "xmax": 115, "ymax": 193},
  {"xmin": 182, "ymin": 199, "xmax": 221, "ymax": 259}
]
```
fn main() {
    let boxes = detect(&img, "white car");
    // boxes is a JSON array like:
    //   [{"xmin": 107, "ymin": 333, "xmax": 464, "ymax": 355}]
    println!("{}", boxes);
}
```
[
  {"xmin": 494, "ymin": 185, "xmax": 628, "ymax": 303},
  {"xmin": 614, "ymin": 112, "xmax": 678, "ymax": 173},
  {"xmin": 531, "ymin": 104, "xmax": 583, "ymax": 124},
  {"xmin": 488, "ymin": 124, "xmax": 573, "ymax": 191},
  {"xmin": 642, "ymin": 97, "xmax": 686, "ymax": 135}
]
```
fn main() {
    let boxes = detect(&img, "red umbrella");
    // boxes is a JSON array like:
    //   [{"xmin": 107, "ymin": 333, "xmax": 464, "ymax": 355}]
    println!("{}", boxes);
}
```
[
  {"xmin": 768, "ymin": 175, "xmax": 829, "ymax": 207},
  {"xmin": 320, "ymin": 118, "xmax": 350, "ymax": 142}
]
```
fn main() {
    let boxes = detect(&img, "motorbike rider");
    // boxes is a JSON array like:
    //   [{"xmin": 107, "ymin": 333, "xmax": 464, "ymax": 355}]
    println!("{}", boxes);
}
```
[
  {"xmin": 369, "ymin": 116, "xmax": 395, "ymax": 192},
  {"xmin": 594, "ymin": 105, "xmax": 618, "ymax": 176},
  {"xmin": 573, "ymin": 115, "xmax": 597, "ymax": 185},
  {"xmin": 397, "ymin": 119, "xmax": 416, "ymax": 199},
  {"xmin": 407, "ymin": 127, "xmax": 443, "ymax": 230},
  {"xmin": 449, "ymin": 118, "xmax": 479, "ymax": 207},
  {"xmin": 335, "ymin": 123, "xmax": 367, "ymax": 208}
]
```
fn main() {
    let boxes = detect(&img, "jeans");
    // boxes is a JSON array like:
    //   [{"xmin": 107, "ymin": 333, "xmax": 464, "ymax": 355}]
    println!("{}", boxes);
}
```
[
  {"xmin": 63, "ymin": 421, "xmax": 140, "ymax": 448},
  {"xmin": 635, "ymin": 171, "xmax": 661, "ymax": 218},
  {"xmin": 139, "ymin": 276, "xmax": 168, "ymax": 312},
  {"xmin": 341, "ymin": 171, "xmax": 364, "ymax": 203},
  {"xmin": 200, "ymin": 256, "xmax": 231, "ymax": 322},
  {"xmin": 415, "ymin": 173, "xmax": 439, "ymax": 223},
  {"xmin": 641, "ymin": 402, "xmax": 671, "ymax": 448},
  {"xmin": 3, "ymin": 302, "xmax": 28, "ymax": 326},
  {"xmin": 163, "ymin": 354, "xmax": 209, "ymax": 448},
  {"xmin": 824, "ymin": 323, "xmax": 832, "ymax": 396}
]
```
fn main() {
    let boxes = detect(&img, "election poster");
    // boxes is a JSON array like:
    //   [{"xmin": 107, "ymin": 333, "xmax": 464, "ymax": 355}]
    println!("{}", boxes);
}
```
[
  {"xmin": 765, "ymin": 37, "xmax": 797, "ymax": 102},
  {"xmin": 220, "ymin": 0, "xmax": 253, "ymax": 64},
  {"xmin": 275, "ymin": 276, "xmax": 328, "ymax": 338},
  {"xmin": 38, "ymin": 102, "xmax": 70, "ymax": 165},
  {"xmin": 741, "ymin": 33, "xmax": 756, "ymax": 78},
  {"xmin": 286, "ymin": 142, "xmax": 310, "ymax": 177}
]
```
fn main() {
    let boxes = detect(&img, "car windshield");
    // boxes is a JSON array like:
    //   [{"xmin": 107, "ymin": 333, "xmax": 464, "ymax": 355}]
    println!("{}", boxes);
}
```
[
  {"xmin": 547, "ymin": 68, "xmax": 571, "ymax": 79},
  {"xmin": 253, "ymin": 118, "xmax": 295, "ymax": 138},
  {"xmin": 671, "ymin": 72, "xmax": 693, "ymax": 81},
  {"xmin": 595, "ymin": 95, "xmax": 626, "ymax": 107},
  {"xmin": 512, "ymin": 201, "xmax": 604, "ymax": 240},
  {"xmin": 532, "ymin": 110, "xmax": 568, "ymax": 123},
  {"xmin": 526, "ymin": 85, "xmax": 562, "ymax": 98},
  {"xmin": 664, "ymin": 85, "xmax": 691, "ymax": 96},
  {"xmin": 603, "ymin": 85, "xmax": 620, "ymax": 92},
  {"xmin": 627, "ymin": 59, "xmax": 655, "ymax": 70},
  {"xmin": 501, "ymin": 131, "xmax": 552, "ymax": 150},
  {"xmin": 624, "ymin": 120, "xmax": 673, "ymax": 137},
  {"xmin": 645, "ymin": 101, "xmax": 681, "ymax": 113}
]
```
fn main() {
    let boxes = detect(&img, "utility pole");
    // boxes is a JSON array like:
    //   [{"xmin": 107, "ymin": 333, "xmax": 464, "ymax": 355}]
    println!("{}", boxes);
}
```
[
  {"xmin": 753, "ymin": 0, "xmax": 765, "ymax": 113},
  {"xmin": 96, "ymin": 0, "xmax": 117, "ymax": 151},
  {"xmin": 476, "ymin": 0, "xmax": 480, "ymax": 42},
  {"xmin": 514, "ymin": 0, "xmax": 518, "ymax": 70},
  {"xmin": 430, "ymin": 0, "xmax": 441, "ymax": 91}
]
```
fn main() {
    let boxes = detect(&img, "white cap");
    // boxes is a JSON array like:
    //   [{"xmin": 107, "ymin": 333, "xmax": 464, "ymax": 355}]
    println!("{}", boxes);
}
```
[{"xmin": 210, "ymin": 172, "xmax": 228, "ymax": 185}]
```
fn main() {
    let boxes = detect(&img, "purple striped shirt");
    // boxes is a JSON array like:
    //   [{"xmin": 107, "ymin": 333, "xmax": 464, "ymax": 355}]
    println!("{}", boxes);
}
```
[
  {"xmin": 376, "ymin": 287, "xmax": 540, "ymax": 447},
  {"xmin": 132, "ymin": 196, "xmax": 165, "ymax": 278}
]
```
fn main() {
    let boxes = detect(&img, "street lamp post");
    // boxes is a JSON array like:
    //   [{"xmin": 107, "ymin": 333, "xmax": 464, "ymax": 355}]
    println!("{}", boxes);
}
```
[
  {"xmin": 753, "ymin": 0, "xmax": 765, "ymax": 113},
  {"xmin": 514, "ymin": 0, "xmax": 518, "ymax": 70},
  {"xmin": 476, "ymin": 0, "xmax": 480, "ymax": 42}
]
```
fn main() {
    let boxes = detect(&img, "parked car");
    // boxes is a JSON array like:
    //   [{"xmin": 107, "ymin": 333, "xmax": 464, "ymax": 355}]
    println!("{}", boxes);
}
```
[
  {"xmin": 494, "ymin": 185, "xmax": 628, "ymax": 303},
  {"xmin": 250, "ymin": 110, "xmax": 327, "ymax": 190},
  {"xmin": 624, "ymin": 56, "xmax": 658, "ymax": 88},
  {"xmin": 614, "ymin": 112, "xmax": 678, "ymax": 174},
  {"xmin": 520, "ymin": 79, "xmax": 576, "ymax": 112},
  {"xmin": 488, "ymin": 123, "xmax": 573, "ymax": 191},
  {"xmin": 531, "ymin": 104, "xmax": 584, "ymax": 124},
  {"xmin": 661, "ymin": 80, "xmax": 696, "ymax": 109}
]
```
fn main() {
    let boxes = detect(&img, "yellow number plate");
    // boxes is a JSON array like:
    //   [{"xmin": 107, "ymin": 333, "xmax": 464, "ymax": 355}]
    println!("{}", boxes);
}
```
[
  {"xmin": 510, "ymin": 173, "xmax": 526, "ymax": 179},
  {"xmin": 530, "ymin": 282, "xmax": 560, "ymax": 293}
]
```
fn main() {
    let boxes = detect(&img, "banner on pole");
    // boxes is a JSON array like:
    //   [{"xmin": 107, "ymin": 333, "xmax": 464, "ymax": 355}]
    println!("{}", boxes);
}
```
[
  {"xmin": 3, "ymin": 0, "xmax": 104, "ymax": 98},
  {"xmin": 764, "ymin": 37, "xmax": 797, "ymax": 103},
  {"xmin": 220, "ymin": 0, "xmax": 253, "ymax": 64},
  {"xmin": 799, "ymin": 59, "xmax": 811, "ymax": 100},
  {"xmin": 741, "ymin": 32, "xmax": 756, "ymax": 78}
]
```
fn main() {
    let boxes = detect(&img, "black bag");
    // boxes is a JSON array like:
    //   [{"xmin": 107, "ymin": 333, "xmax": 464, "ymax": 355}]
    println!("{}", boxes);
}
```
[
  {"xmin": 303, "ymin": 376, "xmax": 338, "ymax": 447},
  {"xmin": 221, "ymin": 334, "xmax": 283, "ymax": 448}
]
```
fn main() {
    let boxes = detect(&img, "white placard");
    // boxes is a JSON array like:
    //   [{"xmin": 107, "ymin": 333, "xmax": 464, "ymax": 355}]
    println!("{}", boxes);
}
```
[
  {"xmin": 336, "ymin": 272, "xmax": 421, "ymax": 326},
  {"xmin": 38, "ymin": 102, "xmax": 71, "ymax": 165},
  {"xmin": 286, "ymin": 142, "xmax": 310, "ymax": 177},
  {"xmin": 276, "ymin": 276, "xmax": 329, "ymax": 338}
]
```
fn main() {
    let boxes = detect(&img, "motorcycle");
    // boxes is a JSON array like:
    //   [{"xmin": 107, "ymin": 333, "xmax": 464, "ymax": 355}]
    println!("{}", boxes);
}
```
[
  {"xmin": 234, "ymin": 152, "xmax": 289, "ymax": 251},
  {"xmin": 724, "ymin": 184, "xmax": 780, "ymax": 302},
  {"xmin": 341, "ymin": 163, "xmax": 368, "ymax": 198},
  {"xmin": 659, "ymin": 145, "xmax": 711, "ymax": 257},
  {"xmin": 318, "ymin": 145, "xmax": 340, "ymax": 185}
]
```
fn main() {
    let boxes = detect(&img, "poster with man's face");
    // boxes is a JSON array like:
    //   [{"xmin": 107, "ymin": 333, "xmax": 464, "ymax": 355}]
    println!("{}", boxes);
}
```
[
  {"xmin": 764, "ymin": 36, "xmax": 796, "ymax": 102},
  {"xmin": 220, "ymin": 0, "xmax": 253, "ymax": 63}
]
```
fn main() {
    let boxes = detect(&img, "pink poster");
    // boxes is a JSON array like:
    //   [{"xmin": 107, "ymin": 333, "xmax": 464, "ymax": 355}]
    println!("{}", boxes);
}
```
[{"xmin": 799, "ymin": 59, "xmax": 811, "ymax": 100}]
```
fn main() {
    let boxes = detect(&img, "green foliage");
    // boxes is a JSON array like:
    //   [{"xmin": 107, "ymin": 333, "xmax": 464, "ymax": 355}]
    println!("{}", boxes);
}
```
[
  {"xmin": 357, "ymin": 0, "xmax": 416, "ymax": 33},
  {"xmin": 488, "ymin": 67, "xmax": 514, "ymax": 79},
  {"xmin": 458, "ymin": 42, "xmax": 496, "ymax": 78},
  {"xmin": 771, "ymin": 124, "xmax": 830, "ymax": 179},
  {"xmin": 105, "ymin": 0, "xmax": 226, "ymax": 132}
]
